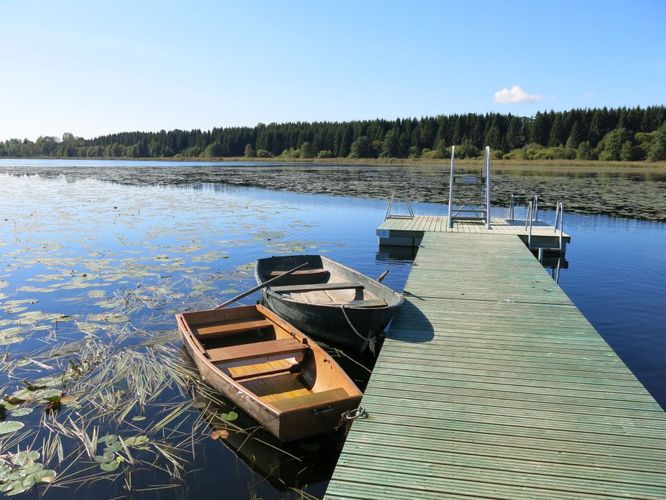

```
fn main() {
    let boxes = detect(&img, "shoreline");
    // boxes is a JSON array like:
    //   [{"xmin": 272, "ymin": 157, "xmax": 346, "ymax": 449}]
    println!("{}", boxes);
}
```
[{"xmin": 1, "ymin": 156, "xmax": 666, "ymax": 174}]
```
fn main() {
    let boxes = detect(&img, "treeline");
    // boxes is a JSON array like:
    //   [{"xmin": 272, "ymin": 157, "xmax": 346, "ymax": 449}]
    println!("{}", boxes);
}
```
[{"xmin": 2, "ymin": 106, "xmax": 666, "ymax": 161}]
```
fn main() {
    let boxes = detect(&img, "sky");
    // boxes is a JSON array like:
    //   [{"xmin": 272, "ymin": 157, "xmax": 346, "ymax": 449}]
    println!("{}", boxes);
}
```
[{"xmin": 1, "ymin": 0, "xmax": 665, "ymax": 141}]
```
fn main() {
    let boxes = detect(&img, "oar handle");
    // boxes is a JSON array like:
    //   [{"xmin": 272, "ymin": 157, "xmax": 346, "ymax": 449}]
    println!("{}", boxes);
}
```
[{"xmin": 214, "ymin": 262, "xmax": 309, "ymax": 309}]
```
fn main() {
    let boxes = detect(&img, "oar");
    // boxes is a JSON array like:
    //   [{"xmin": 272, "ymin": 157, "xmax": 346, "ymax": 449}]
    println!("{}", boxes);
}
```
[
  {"xmin": 376, "ymin": 270, "xmax": 389, "ymax": 283},
  {"xmin": 214, "ymin": 262, "xmax": 308, "ymax": 309}
]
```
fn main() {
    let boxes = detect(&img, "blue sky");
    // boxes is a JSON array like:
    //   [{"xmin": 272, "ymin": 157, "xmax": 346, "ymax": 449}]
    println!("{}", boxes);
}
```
[{"xmin": 1, "ymin": 0, "xmax": 664, "ymax": 141}]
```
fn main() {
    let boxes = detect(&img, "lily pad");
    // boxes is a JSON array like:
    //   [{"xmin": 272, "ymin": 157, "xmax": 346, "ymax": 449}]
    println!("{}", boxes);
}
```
[
  {"xmin": 221, "ymin": 411, "xmax": 238, "ymax": 422},
  {"xmin": 0, "ymin": 421, "xmax": 25, "ymax": 435},
  {"xmin": 123, "ymin": 435, "xmax": 150, "ymax": 447},
  {"xmin": 99, "ymin": 460, "xmax": 121, "ymax": 472},
  {"xmin": 9, "ymin": 407, "xmax": 33, "ymax": 417},
  {"xmin": 98, "ymin": 434, "xmax": 119, "ymax": 445},
  {"xmin": 210, "ymin": 429, "xmax": 229, "ymax": 440}
]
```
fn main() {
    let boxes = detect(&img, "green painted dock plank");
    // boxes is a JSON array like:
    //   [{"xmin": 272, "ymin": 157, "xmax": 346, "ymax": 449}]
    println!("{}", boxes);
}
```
[{"xmin": 326, "ymin": 232, "xmax": 666, "ymax": 499}]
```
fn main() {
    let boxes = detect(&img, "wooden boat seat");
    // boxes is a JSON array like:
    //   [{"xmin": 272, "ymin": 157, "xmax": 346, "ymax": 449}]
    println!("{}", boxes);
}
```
[
  {"xmin": 270, "ymin": 387, "xmax": 349, "ymax": 412},
  {"xmin": 269, "ymin": 268, "xmax": 330, "ymax": 280},
  {"xmin": 207, "ymin": 338, "xmax": 310, "ymax": 364},
  {"xmin": 193, "ymin": 318, "xmax": 273, "ymax": 339},
  {"xmin": 330, "ymin": 298, "xmax": 387, "ymax": 308},
  {"xmin": 270, "ymin": 282, "xmax": 364, "ymax": 293}
]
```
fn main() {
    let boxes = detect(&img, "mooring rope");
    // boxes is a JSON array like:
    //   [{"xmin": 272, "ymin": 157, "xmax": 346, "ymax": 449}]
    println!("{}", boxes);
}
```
[{"xmin": 339, "ymin": 304, "xmax": 377, "ymax": 354}]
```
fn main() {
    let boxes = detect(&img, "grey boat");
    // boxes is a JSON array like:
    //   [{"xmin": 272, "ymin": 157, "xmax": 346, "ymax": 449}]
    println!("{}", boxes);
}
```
[{"xmin": 255, "ymin": 255, "xmax": 403, "ymax": 352}]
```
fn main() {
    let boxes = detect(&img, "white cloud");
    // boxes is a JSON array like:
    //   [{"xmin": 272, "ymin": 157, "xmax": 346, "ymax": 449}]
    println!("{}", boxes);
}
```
[{"xmin": 494, "ymin": 85, "xmax": 543, "ymax": 104}]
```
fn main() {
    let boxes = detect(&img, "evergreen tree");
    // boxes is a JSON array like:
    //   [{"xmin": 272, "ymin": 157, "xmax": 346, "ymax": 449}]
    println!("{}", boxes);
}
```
[{"xmin": 565, "ymin": 121, "xmax": 583, "ymax": 149}]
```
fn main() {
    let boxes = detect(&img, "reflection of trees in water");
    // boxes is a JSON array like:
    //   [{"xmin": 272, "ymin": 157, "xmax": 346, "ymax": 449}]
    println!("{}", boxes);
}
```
[{"xmin": 1, "ymin": 165, "xmax": 664, "ymax": 221}]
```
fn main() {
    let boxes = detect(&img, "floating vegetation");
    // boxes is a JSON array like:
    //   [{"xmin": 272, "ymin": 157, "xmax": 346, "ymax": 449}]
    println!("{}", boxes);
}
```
[
  {"xmin": 0, "ymin": 422, "xmax": 25, "ymax": 436},
  {"xmin": 0, "ymin": 171, "xmax": 383, "ymax": 498},
  {"xmin": 0, "ymin": 450, "xmax": 55, "ymax": 496}
]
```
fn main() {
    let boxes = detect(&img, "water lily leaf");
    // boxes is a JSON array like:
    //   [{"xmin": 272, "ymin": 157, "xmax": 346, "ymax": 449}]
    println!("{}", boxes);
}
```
[
  {"xmin": 104, "ymin": 441, "xmax": 123, "ymax": 453},
  {"xmin": 0, "ymin": 421, "xmax": 24, "ymax": 435},
  {"xmin": 34, "ymin": 376, "xmax": 63, "ymax": 387},
  {"xmin": 23, "ymin": 463, "xmax": 43, "ymax": 474},
  {"xmin": 99, "ymin": 460, "xmax": 120, "ymax": 472},
  {"xmin": 4, "ymin": 481, "xmax": 30, "ymax": 496},
  {"xmin": 98, "ymin": 434, "xmax": 118, "ymax": 444},
  {"xmin": 87, "ymin": 313, "xmax": 129, "ymax": 324},
  {"xmin": 21, "ymin": 474, "xmax": 36, "ymax": 488},
  {"xmin": 34, "ymin": 389, "xmax": 62, "ymax": 402},
  {"xmin": 59, "ymin": 395, "xmax": 76, "ymax": 405},
  {"xmin": 32, "ymin": 469, "xmax": 56, "ymax": 483},
  {"xmin": 9, "ymin": 450, "xmax": 40, "ymax": 465},
  {"xmin": 221, "ymin": 411, "xmax": 238, "ymax": 422},
  {"xmin": 9, "ymin": 407, "xmax": 33, "ymax": 417},
  {"xmin": 123, "ymin": 435, "xmax": 150, "ymax": 447},
  {"xmin": 210, "ymin": 429, "xmax": 229, "ymax": 440},
  {"xmin": 0, "ymin": 400, "xmax": 18, "ymax": 410}
]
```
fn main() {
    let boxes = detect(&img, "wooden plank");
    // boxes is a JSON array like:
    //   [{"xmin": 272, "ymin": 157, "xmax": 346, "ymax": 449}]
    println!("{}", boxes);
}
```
[
  {"xmin": 194, "ymin": 318, "xmax": 272, "ymax": 337},
  {"xmin": 270, "ymin": 387, "xmax": 349, "ymax": 411},
  {"xmin": 271, "ymin": 281, "xmax": 363, "ymax": 293},
  {"xmin": 325, "ymin": 230, "xmax": 666, "ymax": 499},
  {"xmin": 207, "ymin": 338, "xmax": 308, "ymax": 363}
]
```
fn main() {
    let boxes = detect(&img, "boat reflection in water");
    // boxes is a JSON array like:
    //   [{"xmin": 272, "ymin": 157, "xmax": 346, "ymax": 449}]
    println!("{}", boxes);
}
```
[{"xmin": 186, "ymin": 358, "xmax": 350, "ymax": 492}]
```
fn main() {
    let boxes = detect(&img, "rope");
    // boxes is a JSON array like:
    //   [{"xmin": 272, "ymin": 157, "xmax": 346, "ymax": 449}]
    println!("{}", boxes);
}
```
[{"xmin": 339, "ymin": 305, "xmax": 377, "ymax": 355}]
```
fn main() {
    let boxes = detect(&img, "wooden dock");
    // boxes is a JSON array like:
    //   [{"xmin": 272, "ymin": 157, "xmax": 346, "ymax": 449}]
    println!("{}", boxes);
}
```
[
  {"xmin": 377, "ymin": 215, "xmax": 571, "ymax": 251},
  {"xmin": 325, "ymin": 230, "xmax": 666, "ymax": 499}
]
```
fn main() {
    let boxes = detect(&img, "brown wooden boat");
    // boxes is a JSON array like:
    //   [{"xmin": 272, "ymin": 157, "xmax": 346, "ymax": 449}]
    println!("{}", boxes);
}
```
[{"xmin": 175, "ymin": 304, "xmax": 362, "ymax": 442}]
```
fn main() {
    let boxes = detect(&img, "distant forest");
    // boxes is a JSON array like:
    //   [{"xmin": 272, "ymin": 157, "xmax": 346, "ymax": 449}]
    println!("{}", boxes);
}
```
[{"xmin": 2, "ymin": 106, "xmax": 666, "ymax": 161}]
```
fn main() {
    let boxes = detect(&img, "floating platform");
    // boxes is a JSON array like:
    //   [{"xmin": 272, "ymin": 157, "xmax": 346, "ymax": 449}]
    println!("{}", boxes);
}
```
[
  {"xmin": 326, "ymin": 230, "xmax": 666, "ymax": 499},
  {"xmin": 377, "ymin": 215, "xmax": 570, "ymax": 252}
]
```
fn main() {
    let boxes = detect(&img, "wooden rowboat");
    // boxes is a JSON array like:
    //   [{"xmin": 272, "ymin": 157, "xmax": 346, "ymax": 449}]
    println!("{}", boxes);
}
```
[
  {"xmin": 255, "ymin": 255, "xmax": 404, "ymax": 351},
  {"xmin": 175, "ymin": 304, "xmax": 362, "ymax": 442}
]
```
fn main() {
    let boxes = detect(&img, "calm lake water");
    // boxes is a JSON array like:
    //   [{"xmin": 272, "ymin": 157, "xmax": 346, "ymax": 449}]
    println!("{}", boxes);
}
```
[{"xmin": 0, "ymin": 160, "xmax": 664, "ymax": 498}]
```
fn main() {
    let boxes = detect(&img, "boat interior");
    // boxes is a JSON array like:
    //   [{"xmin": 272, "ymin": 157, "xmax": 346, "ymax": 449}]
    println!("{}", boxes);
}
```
[
  {"xmin": 264, "ymin": 261, "xmax": 388, "ymax": 308},
  {"xmin": 180, "ymin": 306, "xmax": 355, "ymax": 412}
]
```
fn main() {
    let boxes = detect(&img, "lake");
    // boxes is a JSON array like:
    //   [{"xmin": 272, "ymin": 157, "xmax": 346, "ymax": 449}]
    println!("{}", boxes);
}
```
[{"xmin": 0, "ymin": 160, "xmax": 664, "ymax": 498}]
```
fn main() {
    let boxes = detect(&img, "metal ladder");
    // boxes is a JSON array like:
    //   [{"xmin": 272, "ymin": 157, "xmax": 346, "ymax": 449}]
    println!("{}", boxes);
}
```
[
  {"xmin": 524, "ymin": 195, "xmax": 566, "ymax": 258},
  {"xmin": 447, "ymin": 146, "xmax": 491, "ymax": 229},
  {"xmin": 384, "ymin": 193, "xmax": 414, "ymax": 220}
]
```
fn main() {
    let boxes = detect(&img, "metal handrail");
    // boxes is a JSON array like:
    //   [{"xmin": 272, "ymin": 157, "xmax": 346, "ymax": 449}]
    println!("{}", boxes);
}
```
[
  {"xmin": 447, "ymin": 145, "xmax": 455, "ymax": 229},
  {"xmin": 525, "ymin": 200, "xmax": 534, "ymax": 248},
  {"xmin": 484, "ymin": 146, "xmax": 491, "ymax": 229},
  {"xmin": 384, "ymin": 194, "xmax": 395, "ymax": 221},
  {"xmin": 553, "ymin": 201, "xmax": 564, "ymax": 250}
]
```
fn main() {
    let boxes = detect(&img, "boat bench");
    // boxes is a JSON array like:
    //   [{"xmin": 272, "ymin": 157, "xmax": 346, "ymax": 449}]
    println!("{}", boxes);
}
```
[
  {"xmin": 330, "ymin": 298, "xmax": 387, "ymax": 308},
  {"xmin": 269, "ymin": 268, "xmax": 329, "ymax": 278},
  {"xmin": 270, "ymin": 387, "xmax": 350, "ymax": 412},
  {"xmin": 207, "ymin": 338, "xmax": 309, "ymax": 364},
  {"xmin": 270, "ymin": 282, "xmax": 364, "ymax": 293},
  {"xmin": 193, "ymin": 318, "xmax": 273, "ymax": 339}
]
